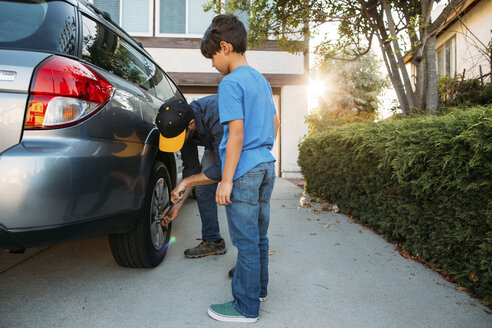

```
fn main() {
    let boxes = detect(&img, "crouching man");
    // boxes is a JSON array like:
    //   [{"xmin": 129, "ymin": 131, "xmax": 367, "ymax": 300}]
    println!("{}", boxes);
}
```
[{"xmin": 156, "ymin": 95, "xmax": 226, "ymax": 258}]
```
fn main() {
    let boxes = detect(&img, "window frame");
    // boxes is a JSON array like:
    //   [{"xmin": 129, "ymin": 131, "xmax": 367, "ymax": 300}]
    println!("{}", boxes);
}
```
[{"xmin": 156, "ymin": 0, "xmax": 209, "ymax": 38}]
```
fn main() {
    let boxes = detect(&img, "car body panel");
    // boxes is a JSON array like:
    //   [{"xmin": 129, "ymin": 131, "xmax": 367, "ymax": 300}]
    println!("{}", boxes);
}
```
[
  {"xmin": 0, "ymin": 133, "xmax": 156, "ymax": 230},
  {"xmin": 83, "ymin": 71, "xmax": 159, "ymax": 142},
  {"xmin": 0, "ymin": 50, "xmax": 51, "ymax": 154}
]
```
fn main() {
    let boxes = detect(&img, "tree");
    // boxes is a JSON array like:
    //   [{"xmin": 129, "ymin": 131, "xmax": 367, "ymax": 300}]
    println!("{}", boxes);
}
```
[
  {"xmin": 306, "ymin": 51, "xmax": 390, "ymax": 134},
  {"xmin": 206, "ymin": 0, "xmax": 468, "ymax": 115}
]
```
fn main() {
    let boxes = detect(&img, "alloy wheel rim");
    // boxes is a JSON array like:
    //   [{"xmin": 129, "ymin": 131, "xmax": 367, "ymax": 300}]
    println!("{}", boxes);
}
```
[{"xmin": 150, "ymin": 177, "xmax": 170, "ymax": 250}]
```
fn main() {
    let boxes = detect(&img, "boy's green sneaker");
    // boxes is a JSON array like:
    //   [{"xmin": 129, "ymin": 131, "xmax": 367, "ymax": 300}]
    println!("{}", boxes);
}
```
[{"xmin": 208, "ymin": 301, "xmax": 258, "ymax": 323}]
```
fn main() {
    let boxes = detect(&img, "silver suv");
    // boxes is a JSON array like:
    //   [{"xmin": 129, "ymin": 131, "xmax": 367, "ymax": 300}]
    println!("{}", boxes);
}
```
[{"xmin": 0, "ymin": 0, "xmax": 181, "ymax": 268}]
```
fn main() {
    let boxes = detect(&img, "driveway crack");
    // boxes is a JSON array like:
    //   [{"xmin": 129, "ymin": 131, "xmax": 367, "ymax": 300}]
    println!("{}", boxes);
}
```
[{"xmin": 0, "ymin": 246, "xmax": 53, "ymax": 274}]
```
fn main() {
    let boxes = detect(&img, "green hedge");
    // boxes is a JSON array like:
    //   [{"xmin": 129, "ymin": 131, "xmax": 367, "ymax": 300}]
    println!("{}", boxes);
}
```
[{"xmin": 298, "ymin": 105, "xmax": 492, "ymax": 303}]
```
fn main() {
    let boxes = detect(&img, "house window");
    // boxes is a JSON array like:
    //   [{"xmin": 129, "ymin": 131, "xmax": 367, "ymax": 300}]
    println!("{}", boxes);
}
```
[
  {"xmin": 157, "ymin": 0, "xmax": 249, "ymax": 37},
  {"xmin": 92, "ymin": 0, "xmax": 153, "ymax": 36},
  {"xmin": 92, "ymin": 0, "xmax": 248, "ymax": 37},
  {"xmin": 157, "ymin": 0, "xmax": 214, "ymax": 36},
  {"xmin": 436, "ymin": 36, "xmax": 456, "ymax": 77}
]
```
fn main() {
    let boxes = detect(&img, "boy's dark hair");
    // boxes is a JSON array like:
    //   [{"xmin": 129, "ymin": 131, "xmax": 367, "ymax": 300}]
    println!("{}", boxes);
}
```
[{"xmin": 200, "ymin": 14, "xmax": 247, "ymax": 59}]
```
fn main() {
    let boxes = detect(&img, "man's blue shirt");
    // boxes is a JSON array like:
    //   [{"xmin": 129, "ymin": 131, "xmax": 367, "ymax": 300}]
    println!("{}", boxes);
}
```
[
  {"xmin": 181, "ymin": 95, "xmax": 223, "ymax": 181},
  {"xmin": 218, "ymin": 66, "xmax": 276, "ymax": 180}
]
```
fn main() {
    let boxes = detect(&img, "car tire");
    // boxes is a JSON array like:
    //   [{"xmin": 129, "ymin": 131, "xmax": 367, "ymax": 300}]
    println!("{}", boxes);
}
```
[{"xmin": 108, "ymin": 161, "xmax": 172, "ymax": 268}]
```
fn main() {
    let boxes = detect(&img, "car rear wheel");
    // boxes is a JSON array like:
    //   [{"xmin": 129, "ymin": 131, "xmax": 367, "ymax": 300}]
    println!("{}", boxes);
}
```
[{"xmin": 108, "ymin": 161, "xmax": 172, "ymax": 268}]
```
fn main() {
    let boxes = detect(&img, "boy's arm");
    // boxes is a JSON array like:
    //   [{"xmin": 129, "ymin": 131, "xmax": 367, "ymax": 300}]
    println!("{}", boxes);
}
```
[{"xmin": 216, "ymin": 119, "xmax": 244, "ymax": 206}]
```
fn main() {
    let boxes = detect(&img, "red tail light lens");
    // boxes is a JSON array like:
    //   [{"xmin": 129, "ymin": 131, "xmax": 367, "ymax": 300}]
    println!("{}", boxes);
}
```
[{"xmin": 25, "ymin": 55, "xmax": 113, "ymax": 129}]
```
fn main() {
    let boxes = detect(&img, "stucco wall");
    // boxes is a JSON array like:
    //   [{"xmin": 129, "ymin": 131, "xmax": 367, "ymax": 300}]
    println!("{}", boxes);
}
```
[
  {"xmin": 436, "ymin": 0, "xmax": 492, "ymax": 79},
  {"xmin": 145, "ymin": 48, "xmax": 305, "ymax": 75},
  {"xmin": 280, "ymin": 85, "xmax": 308, "ymax": 178}
]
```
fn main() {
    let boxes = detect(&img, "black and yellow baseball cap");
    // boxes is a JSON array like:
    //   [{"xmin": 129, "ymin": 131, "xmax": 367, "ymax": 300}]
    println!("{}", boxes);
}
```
[{"xmin": 155, "ymin": 98, "xmax": 193, "ymax": 152}]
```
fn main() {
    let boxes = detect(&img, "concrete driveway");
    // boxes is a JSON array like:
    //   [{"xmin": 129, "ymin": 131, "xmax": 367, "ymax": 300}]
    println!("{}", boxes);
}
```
[{"xmin": 0, "ymin": 178, "xmax": 490, "ymax": 328}]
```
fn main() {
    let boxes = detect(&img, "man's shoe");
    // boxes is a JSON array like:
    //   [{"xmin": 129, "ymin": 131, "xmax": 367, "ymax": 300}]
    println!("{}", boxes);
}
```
[
  {"xmin": 184, "ymin": 239, "xmax": 226, "ymax": 258},
  {"xmin": 208, "ymin": 301, "xmax": 258, "ymax": 323}
]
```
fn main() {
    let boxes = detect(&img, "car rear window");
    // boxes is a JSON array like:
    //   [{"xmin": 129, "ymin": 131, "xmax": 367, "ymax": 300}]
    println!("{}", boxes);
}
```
[
  {"xmin": 0, "ymin": 0, "xmax": 76, "ymax": 55},
  {"xmin": 82, "ymin": 15, "xmax": 153, "ymax": 90}
]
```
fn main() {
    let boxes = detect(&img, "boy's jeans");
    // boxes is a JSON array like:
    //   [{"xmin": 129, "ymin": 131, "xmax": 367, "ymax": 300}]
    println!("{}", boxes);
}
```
[
  {"xmin": 226, "ymin": 161, "xmax": 275, "ymax": 318},
  {"xmin": 194, "ymin": 149, "xmax": 221, "ymax": 242}
]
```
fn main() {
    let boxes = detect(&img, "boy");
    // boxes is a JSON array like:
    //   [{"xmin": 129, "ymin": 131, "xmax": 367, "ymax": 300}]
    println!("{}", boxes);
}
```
[{"xmin": 200, "ymin": 14, "xmax": 279, "ymax": 323}]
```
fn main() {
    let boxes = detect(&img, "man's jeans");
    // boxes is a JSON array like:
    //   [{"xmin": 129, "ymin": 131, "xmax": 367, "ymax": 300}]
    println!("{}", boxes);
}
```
[
  {"xmin": 194, "ymin": 149, "xmax": 221, "ymax": 242},
  {"xmin": 226, "ymin": 161, "xmax": 275, "ymax": 318}
]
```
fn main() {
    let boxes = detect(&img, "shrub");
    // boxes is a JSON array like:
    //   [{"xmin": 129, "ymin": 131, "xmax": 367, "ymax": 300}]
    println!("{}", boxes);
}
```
[
  {"xmin": 305, "ymin": 107, "xmax": 374, "ymax": 135},
  {"xmin": 298, "ymin": 105, "xmax": 492, "ymax": 303},
  {"xmin": 438, "ymin": 76, "xmax": 492, "ymax": 108}
]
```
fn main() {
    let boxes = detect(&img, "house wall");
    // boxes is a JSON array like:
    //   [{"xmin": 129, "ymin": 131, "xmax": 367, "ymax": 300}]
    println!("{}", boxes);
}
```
[
  {"xmin": 280, "ymin": 85, "xmax": 308, "ymax": 178},
  {"xmin": 146, "ymin": 48, "xmax": 305, "ymax": 75},
  {"xmin": 436, "ymin": 0, "xmax": 492, "ymax": 79}
]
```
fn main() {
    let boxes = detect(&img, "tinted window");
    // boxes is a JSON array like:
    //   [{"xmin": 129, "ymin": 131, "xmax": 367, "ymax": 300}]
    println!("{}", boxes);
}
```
[
  {"xmin": 0, "ymin": 0, "xmax": 76, "ymax": 55},
  {"xmin": 81, "ymin": 15, "xmax": 152, "ymax": 90},
  {"xmin": 146, "ymin": 61, "xmax": 182, "ymax": 102}
]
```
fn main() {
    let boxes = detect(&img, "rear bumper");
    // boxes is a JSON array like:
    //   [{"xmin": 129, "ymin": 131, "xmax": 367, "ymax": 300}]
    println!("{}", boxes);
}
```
[{"xmin": 0, "ymin": 210, "xmax": 138, "ymax": 249}]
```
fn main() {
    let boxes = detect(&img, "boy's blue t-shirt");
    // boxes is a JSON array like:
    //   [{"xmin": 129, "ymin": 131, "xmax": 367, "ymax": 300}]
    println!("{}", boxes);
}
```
[{"xmin": 218, "ymin": 65, "xmax": 277, "ymax": 180}]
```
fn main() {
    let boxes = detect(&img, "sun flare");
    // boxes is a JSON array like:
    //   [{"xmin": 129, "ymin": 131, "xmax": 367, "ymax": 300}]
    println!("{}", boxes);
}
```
[{"xmin": 308, "ymin": 77, "xmax": 328, "ymax": 111}]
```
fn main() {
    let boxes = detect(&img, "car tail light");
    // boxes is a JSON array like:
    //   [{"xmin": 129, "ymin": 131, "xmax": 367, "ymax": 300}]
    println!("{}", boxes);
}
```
[{"xmin": 25, "ymin": 55, "xmax": 113, "ymax": 129}]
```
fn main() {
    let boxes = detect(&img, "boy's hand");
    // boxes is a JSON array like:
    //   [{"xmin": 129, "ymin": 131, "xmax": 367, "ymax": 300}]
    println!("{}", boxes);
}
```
[{"xmin": 216, "ymin": 181, "xmax": 233, "ymax": 206}]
